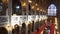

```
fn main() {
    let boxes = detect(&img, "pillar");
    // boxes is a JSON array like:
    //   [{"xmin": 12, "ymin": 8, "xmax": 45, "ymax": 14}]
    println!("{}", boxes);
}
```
[{"xmin": 8, "ymin": 0, "xmax": 12, "ymax": 34}]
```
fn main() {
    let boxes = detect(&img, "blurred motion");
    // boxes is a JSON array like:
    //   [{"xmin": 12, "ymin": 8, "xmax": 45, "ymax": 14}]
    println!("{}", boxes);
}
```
[{"xmin": 0, "ymin": 0, "xmax": 60, "ymax": 34}]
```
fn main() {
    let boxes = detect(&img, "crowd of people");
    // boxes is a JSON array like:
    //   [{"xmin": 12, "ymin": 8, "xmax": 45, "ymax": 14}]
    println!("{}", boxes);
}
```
[{"xmin": 12, "ymin": 19, "xmax": 56, "ymax": 34}]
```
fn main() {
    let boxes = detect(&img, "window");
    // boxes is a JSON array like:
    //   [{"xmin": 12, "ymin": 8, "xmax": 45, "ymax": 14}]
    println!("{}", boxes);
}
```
[
  {"xmin": 0, "ymin": 0, "xmax": 8, "ymax": 16},
  {"xmin": 0, "ymin": 0, "xmax": 8, "ymax": 24},
  {"xmin": 12, "ymin": 0, "xmax": 22, "ymax": 15},
  {"xmin": 48, "ymin": 4, "xmax": 57, "ymax": 16}
]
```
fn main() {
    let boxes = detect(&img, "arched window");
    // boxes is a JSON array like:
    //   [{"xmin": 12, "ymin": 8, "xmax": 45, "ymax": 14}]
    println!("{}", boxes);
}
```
[
  {"xmin": 48, "ymin": 4, "xmax": 57, "ymax": 16},
  {"xmin": 12, "ymin": 0, "xmax": 22, "ymax": 15}
]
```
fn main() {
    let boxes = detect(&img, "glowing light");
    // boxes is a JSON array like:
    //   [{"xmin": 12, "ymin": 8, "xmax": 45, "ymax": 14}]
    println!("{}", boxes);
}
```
[
  {"xmin": 48, "ymin": 4, "xmax": 57, "ymax": 16},
  {"xmin": 55, "ymin": 26, "xmax": 58, "ymax": 29},
  {"xmin": 31, "ymin": 6, "xmax": 34, "ymax": 9},
  {"xmin": 40, "ymin": 9, "xmax": 43, "ymax": 11},
  {"xmin": 57, "ymin": 32, "xmax": 59, "ymax": 34},
  {"xmin": 37, "ymin": 8, "xmax": 39, "ymax": 11},
  {"xmin": 13, "ymin": 14, "xmax": 17, "ymax": 16},
  {"xmin": 39, "ymin": 18, "xmax": 41, "ymax": 21},
  {"xmin": 35, "ymin": 15, "xmax": 39, "ymax": 20},
  {"xmin": 28, "ymin": 15, "xmax": 35, "ymax": 22},
  {"xmin": 5, "ymin": 24, "xmax": 11, "ymax": 31},
  {"xmin": 55, "ymin": 17, "xmax": 58, "ymax": 24},
  {"xmin": 22, "ymin": 3, "xmax": 26, "ymax": 7},
  {"xmin": 39, "ymin": 15, "xmax": 48, "ymax": 21},
  {"xmin": 28, "ymin": 0, "xmax": 32, "ymax": 3},
  {"xmin": 16, "ymin": 6, "xmax": 20, "ymax": 9},
  {"xmin": 55, "ymin": 17, "xmax": 58, "ymax": 29},
  {"xmin": 35, "ymin": 3, "xmax": 38, "ymax": 6},
  {"xmin": 25, "ymin": 21, "xmax": 29, "ymax": 26}
]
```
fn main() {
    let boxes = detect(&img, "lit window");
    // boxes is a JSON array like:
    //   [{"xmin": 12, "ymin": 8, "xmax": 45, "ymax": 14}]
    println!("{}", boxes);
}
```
[{"xmin": 48, "ymin": 4, "xmax": 57, "ymax": 16}]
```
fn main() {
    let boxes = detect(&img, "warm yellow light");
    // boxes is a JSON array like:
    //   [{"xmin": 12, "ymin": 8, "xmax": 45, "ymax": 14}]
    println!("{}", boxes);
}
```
[
  {"xmin": 55, "ymin": 17, "xmax": 57, "ymax": 24},
  {"xmin": 57, "ymin": 32, "xmax": 59, "ymax": 34},
  {"xmin": 22, "ymin": 3, "xmax": 26, "ymax": 7},
  {"xmin": 7, "ymin": 24, "xmax": 10, "ymax": 27},
  {"xmin": 35, "ymin": 3, "xmax": 38, "ymax": 6},
  {"xmin": 55, "ymin": 17, "xmax": 58, "ymax": 29},
  {"xmin": 31, "ymin": 6, "xmax": 34, "ymax": 9},
  {"xmin": 39, "ymin": 18, "xmax": 41, "ymax": 21},
  {"xmin": 5, "ymin": 24, "xmax": 11, "ymax": 31},
  {"xmin": 28, "ymin": 0, "xmax": 32, "ymax": 3},
  {"xmin": 13, "ymin": 14, "xmax": 17, "ymax": 16},
  {"xmin": 55, "ymin": 26, "xmax": 58, "ymax": 29},
  {"xmin": 25, "ymin": 21, "xmax": 29, "ymax": 26},
  {"xmin": 2, "ymin": 0, "xmax": 8, "ymax": 3},
  {"xmin": 40, "ymin": 9, "xmax": 43, "ymax": 11},
  {"xmin": 37, "ymin": 8, "xmax": 39, "ymax": 11},
  {"xmin": 41, "ymin": 31, "xmax": 43, "ymax": 34}
]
